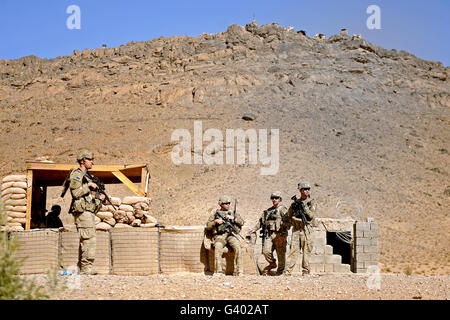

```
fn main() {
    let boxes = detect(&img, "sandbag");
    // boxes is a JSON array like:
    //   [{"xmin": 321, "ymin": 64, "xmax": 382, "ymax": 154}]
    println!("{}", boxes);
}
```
[
  {"xmin": 2, "ymin": 175, "xmax": 27, "ymax": 183},
  {"xmin": 141, "ymin": 223, "xmax": 157, "ymax": 228},
  {"xmin": 7, "ymin": 193, "xmax": 26, "ymax": 200},
  {"xmin": 114, "ymin": 223, "xmax": 132, "ymax": 229},
  {"xmin": 7, "ymin": 211, "xmax": 26, "ymax": 218},
  {"xmin": 95, "ymin": 222, "xmax": 112, "ymax": 231},
  {"xmin": 1, "ymin": 187, "xmax": 27, "ymax": 196},
  {"xmin": 96, "ymin": 211, "xmax": 113, "ymax": 220},
  {"xmin": 122, "ymin": 196, "xmax": 150, "ymax": 205},
  {"xmin": 109, "ymin": 197, "xmax": 121, "ymax": 206},
  {"xmin": 119, "ymin": 204, "xmax": 134, "ymax": 212},
  {"xmin": 103, "ymin": 217, "xmax": 116, "ymax": 227},
  {"xmin": 6, "ymin": 206, "xmax": 27, "ymax": 213},
  {"xmin": 131, "ymin": 219, "xmax": 141, "ymax": 227},
  {"xmin": 5, "ymin": 199, "xmax": 27, "ymax": 206},
  {"xmin": 1, "ymin": 182, "xmax": 15, "ymax": 191},
  {"xmin": 12, "ymin": 182, "xmax": 28, "ymax": 189},
  {"xmin": 10, "ymin": 218, "xmax": 26, "ymax": 224}
]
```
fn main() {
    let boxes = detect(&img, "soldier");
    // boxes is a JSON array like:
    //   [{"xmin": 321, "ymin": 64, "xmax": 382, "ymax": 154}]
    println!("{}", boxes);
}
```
[
  {"xmin": 206, "ymin": 196, "xmax": 245, "ymax": 276},
  {"xmin": 69, "ymin": 149, "xmax": 105, "ymax": 275},
  {"xmin": 284, "ymin": 181, "xmax": 317, "ymax": 276},
  {"xmin": 249, "ymin": 191, "xmax": 288, "ymax": 276}
]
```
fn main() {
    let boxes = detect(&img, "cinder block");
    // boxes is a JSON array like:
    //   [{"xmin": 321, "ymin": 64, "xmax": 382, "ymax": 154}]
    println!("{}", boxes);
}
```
[
  {"xmin": 313, "ymin": 237, "xmax": 326, "ymax": 246},
  {"xmin": 324, "ymin": 245, "xmax": 333, "ymax": 255},
  {"xmin": 355, "ymin": 238, "xmax": 371, "ymax": 246},
  {"xmin": 324, "ymin": 254, "xmax": 341, "ymax": 264},
  {"xmin": 313, "ymin": 245, "xmax": 325, "ymax": 255},
  {"xmin": 363, "ymin": 230, "xmax": 377, "ymax": 238},
  {"xmin": 334, "ymin": 264, "xmax": 351, "ymax": 273},
  {"xmin": 356, "ymin": 253, "xmax": 372, "ymax": 261},
  {"xmin": 313, "ymin": 230, "xmax": 326, "ymax": 239},
  {"xmin": 355, "ymin": 222, "xmax": 371, "ymax": 231},
  {"xmin": 356, "ymin": 267, "xmax": 367, "ymax": 273},
  {"xmin": 311, "ymin": 263, "xmax": 324, "ymax": 273},
  {"xmin": 356, "ymin": 261, "xmax": 365, "ymax": 269},
  {"xmin": 309, "ymin": 255, "xmax": 324, "ymax": 264},
  {"xmin": 355, "ymin": 230, "xmax": 364, "ymax": 237},
  {"xmin": 355, "ymin": 245, "xmax": 365, "ymax": 253},
  {"xmin": 364, "ymin": 261, "xmax": 378, "ymax": 268},
  {"xmin": 363, "ymin": 246, "xmax": 378, "ymax": 253},
  {"xmin": 324, "ymin": 263, "xmax": 334, "ymax": 273},
  {"xmin": 371, "ymin": 238, "xmax": 378, "ymax": 246},
  {"xmin": 370, "ymin": 222, "xmax": 378, "ymax": 231}
]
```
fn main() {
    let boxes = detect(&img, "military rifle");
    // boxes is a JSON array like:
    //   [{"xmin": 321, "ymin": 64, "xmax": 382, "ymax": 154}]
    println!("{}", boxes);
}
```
[
  {"xmin": 84, "ymin": 171, "xmax": 117, "ymax": 210},
  {"xmin": 260, "ymin": 210, "xmax": 268, "ymax": 254},
  {"xmin": 291, "ymin": 195, "xmax": 312, "ymax": 239}
]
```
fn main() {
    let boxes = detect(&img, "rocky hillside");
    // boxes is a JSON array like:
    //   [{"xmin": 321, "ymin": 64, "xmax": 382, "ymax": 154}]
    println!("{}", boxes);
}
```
[{"xmin": 0, "ymin": 22, "xmax": 449, "ymax": 275}]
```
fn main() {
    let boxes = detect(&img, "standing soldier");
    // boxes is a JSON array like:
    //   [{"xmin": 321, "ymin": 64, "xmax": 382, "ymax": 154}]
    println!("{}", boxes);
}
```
[
  {"xmin": 285, "ymin": 181, "xmax": 317, "ymax": 276},
  {"xmin": 206, "ymin": 196, "xmax": 245, "ymax": 276},
  {"xmin": 68, "ymin": 149, "xmax": 105, "ymax": 275},
  {"xmin": 249, "ymin": 191, "xmax": 288, "ymax": 276}
]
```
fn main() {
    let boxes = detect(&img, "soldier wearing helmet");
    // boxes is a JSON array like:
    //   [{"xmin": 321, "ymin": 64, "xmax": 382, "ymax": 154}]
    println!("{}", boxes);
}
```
[
  {"xmin": 206, "ymin": 196, "xmax": 245, "ymax": 276},
  {"xmin": 69, "ymin": 149, "xmax": 105, "ymax": 275},
  {"xmin": 249, "ymin": 191, "xmax": 289, "ymax": 275},
  {"xmin": 284, "ymin": 180, "xmax": 317, "ymax": 276}
]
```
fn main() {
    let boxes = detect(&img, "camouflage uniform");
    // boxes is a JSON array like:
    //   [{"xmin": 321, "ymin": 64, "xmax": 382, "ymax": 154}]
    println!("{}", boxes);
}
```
[
  {"xmin": 69, "ymin": 150, "xmax": 102, "ymax": 274},
  {"xmin": 253, "ymin": 192, "xmax": 288, "ymax": 275},
  {"xmin": 285, "ymin": 182, "xmax": 317, "ymax": 276},
  {"xmin": 206, "ymin": 196, "xmax": 245, "ymax": 275}
]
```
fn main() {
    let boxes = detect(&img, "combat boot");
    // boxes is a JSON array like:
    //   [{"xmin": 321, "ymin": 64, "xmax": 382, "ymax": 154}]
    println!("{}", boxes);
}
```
[{"xmin": 81, "ymin": 266, "xmax": 98, "ymax": 275}]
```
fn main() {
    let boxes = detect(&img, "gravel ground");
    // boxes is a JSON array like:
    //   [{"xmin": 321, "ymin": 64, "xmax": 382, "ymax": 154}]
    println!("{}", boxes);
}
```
[{"xmin": 23, "ymin": 273, "xmax": 449, "ymax": 300}]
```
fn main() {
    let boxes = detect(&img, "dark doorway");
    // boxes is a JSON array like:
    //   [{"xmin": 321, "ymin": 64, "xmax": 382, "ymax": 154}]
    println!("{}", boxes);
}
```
[{"xmin": 326, "ymin": 232, "xmax": 351, "ymax": 265}]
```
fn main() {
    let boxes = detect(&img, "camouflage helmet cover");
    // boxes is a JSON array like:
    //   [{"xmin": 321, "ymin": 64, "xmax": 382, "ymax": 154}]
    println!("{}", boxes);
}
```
[
  {"xmin": 298, "ymin": 181, "xmax": 311, "ymax": 189},
  {"xmin": 218, "ymin": 195, "xmax": 231, "ymax": 205},
  {"xmin": 77, "ymin": 149, "xmax": 94, "ymax": 161},
  {"xmin": 270, "ymin": 191, "xmax": 282, "ymax": 198}
]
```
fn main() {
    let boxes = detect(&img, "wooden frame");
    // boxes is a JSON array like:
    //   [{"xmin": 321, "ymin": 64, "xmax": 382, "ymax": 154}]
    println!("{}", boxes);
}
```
[{"xmin": 24, "ymin": 162, "xmax": 151, "ymax": 230}]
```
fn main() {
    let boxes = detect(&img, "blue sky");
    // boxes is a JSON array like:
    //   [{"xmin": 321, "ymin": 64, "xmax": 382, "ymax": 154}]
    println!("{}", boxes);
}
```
[{"xmin": 0, "ymin": 0, "xmax": 449, "ymax": 66}]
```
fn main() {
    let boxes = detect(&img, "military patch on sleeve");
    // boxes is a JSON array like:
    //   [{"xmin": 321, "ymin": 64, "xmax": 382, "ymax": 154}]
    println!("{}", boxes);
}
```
[{"xmin": 73, "ymin": 176, "xmax": 81, "ymax": 181}]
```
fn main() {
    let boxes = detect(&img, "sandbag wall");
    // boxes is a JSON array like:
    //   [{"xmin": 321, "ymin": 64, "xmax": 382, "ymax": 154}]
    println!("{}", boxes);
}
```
[
  {"xmin": 95, "ymin": 196, "xmax": 158, "ymax": 231},
  {"xmin": 1, "ymin": 175, "xmax": 28, "ymax": 231}
]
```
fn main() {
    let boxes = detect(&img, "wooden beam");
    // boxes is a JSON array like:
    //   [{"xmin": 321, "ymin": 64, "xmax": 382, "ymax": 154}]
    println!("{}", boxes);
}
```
[
  {"xmin": 25, "ymin": 170, "xmax": 33, "ymax": 230},
  {"xmin": 111, "ymin": 171, "xmax": 144, "ymax": 196}
]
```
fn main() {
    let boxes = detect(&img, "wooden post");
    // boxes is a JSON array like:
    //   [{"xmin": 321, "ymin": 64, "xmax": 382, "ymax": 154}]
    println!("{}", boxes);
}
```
[
  {"xmin": 112, "ymin": 171, "xmax": 145, "ymax": 196},
  {"xmin": 25, "ymin": 169, "xmax": 33, "ymax": 230}
]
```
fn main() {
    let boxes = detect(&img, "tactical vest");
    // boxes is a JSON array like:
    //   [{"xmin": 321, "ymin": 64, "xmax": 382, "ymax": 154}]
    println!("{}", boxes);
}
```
[{"xmin": 214, "ymin": 209, "xmax": 240, "ymax": 235}]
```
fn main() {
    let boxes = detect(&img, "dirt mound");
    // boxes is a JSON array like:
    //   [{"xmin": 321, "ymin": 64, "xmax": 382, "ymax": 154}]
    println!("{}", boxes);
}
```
[{"xmin": 0, "ymin": 21, "xmax": 449, "ymax": 275}]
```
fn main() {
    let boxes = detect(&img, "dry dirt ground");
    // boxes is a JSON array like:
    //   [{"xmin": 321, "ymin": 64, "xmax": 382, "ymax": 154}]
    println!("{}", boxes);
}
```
[
  {"xmin": 1, "ymin": 22, "xmax": 449, "ymax": 281},
  {"xmin": 23, "ymin": 273, "xmax": 449, "ymax": 300}
]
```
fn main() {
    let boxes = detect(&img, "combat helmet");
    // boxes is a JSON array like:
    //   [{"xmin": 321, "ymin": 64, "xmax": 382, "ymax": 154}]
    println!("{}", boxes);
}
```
[
  {"xmin": 77, "ymin": 149, "xmax": 94, "ymax": 162},
  {"xmin": 218, "ymin": 195, "xmax": 231, "ymax": 205},
  {"xmin": 298, "ymin": 181, "xmax": 311, "ymax": 190},
  {"xmin": 270, "ymin": 191, "xmax": 282, "ymax": 198}
]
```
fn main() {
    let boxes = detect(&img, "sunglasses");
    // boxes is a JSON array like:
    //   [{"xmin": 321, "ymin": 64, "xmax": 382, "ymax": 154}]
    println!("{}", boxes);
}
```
[
  {"xmin": 301, "ymin": 188, "xmax": 310, "ymax": 191},
  {"xmin": 271, "ymin": 197, "xmax": 281, "ymax": 200},
  {"xmin": 222, "ymin": 202, "xmax": 231, "ymax": 205}
]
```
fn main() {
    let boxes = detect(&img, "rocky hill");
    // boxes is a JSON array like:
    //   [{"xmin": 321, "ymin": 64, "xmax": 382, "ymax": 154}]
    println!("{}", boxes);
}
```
[{"xmin": 0, "ymin": 22, "xmax": 449, "ymax": 275}]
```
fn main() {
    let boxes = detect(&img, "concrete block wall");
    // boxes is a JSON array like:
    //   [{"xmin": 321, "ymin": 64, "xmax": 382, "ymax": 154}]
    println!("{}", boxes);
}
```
[
  {"xmin": 309, "ymin": 229, "xmax": 351, "ymax": 274},
  {"xmin": 353, "ymin": 220, "xmax": 379, "ymax": 273}
]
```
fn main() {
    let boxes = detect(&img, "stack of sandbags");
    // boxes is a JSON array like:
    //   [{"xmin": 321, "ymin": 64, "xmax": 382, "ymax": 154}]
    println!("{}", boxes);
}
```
[
  {"xmin": 95, "ymin": 196, "xmax": 156, "ymax": 230},
  {"xmin": 1, "ymin": 175, "xmax": 28, "ymax": 231},
  {"xmin": 122, "ymin": 196, "xmax": 157, "ymax": 228}
]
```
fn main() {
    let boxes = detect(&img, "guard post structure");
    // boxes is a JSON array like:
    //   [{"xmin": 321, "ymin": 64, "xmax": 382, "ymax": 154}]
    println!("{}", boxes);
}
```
[{"xmin": 24, "ymin": 161, "xmax": 151, "ymax": 230}]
